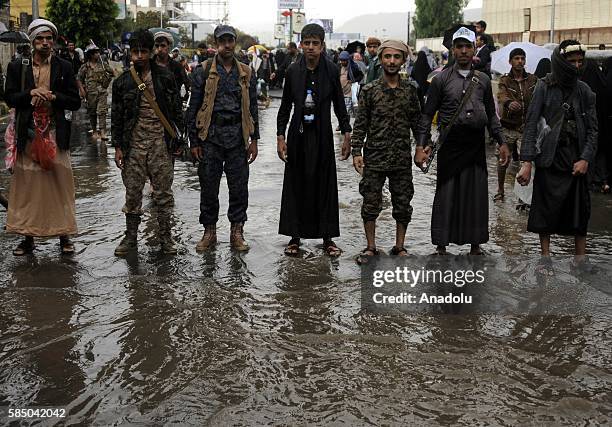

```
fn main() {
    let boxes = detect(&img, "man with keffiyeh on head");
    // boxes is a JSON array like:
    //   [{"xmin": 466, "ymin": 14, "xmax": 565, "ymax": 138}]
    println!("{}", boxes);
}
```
[
  {"xmin": 351, "ymin": 39, "xmax": 421, "ymax": 263},
  {"xmin": 4, "ymin": 19, "xmax": 81, "ymax": 256},
  {"xmin": 517, "ymin": 40, "xmax": 598, "ymax": 263}
]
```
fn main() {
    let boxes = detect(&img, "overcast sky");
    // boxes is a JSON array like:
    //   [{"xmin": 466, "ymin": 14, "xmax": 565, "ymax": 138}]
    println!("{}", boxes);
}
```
[{"xmin": 175, "ymin": 0, "xmax": 484, "ymax": 34}]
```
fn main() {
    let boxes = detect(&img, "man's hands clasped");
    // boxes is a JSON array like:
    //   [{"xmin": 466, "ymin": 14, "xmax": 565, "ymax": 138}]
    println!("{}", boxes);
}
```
[{"xmin": 30, "ymin": 88, "xmax": 56, "ymax": 108}]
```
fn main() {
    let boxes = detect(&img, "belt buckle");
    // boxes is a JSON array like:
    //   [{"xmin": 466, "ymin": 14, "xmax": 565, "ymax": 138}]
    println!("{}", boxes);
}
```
[
  {"xmin": 562, "ymin": 102, "xmax": 571, "ymax": 111},
  {"xmin": 137, "ymin": 83, "xmax": 146, "ymax": 91}
]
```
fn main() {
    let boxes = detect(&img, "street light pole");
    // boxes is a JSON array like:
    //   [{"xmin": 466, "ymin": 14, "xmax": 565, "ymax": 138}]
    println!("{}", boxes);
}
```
[
  {"xmin": 407, "ymin": 12, "xmax": 410, "ymax": 45},
  {"xmin": 289, "ymin": 8, "xmax": 293, "ymax": 44},
  {"xmin": 550, "ymin": 0, "xmax": 555, "ymax": 43},
  {"xmin": 32, "ymin": 0, "xmax": 39, "ymax": 20}
]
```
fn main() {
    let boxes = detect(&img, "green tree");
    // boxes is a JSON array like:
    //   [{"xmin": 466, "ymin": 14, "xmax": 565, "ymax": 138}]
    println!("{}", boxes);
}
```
[
  {"xmin": 413, "ymin": 0, "xmax": 469, "ymax": 38},
  {"xmin": 46, "ymin": 0, "xmax": 118, "ymax": 46},
  {"xmin": 135, "ymin": 11, "xmax": 169, "ymax": 29}
]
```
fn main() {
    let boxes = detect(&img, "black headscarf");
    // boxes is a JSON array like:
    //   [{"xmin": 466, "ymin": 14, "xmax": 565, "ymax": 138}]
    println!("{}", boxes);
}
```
[
  {"xmin": 411, "ymin": 51, "xmax": 432, "ymax": 89},
  {"xmin": 580, "ymin": 58, "xmax": 606, "ymax": 97},
  {"xmin": 603, "ymin": 57, "xmax": 612, "ymax": 80},
  {"xmin": 534, "ymin": 57, "xmax": 551, "ymax": 79},
  {"xmin": 549, "ymin": 46, "xmax": 583, "ymax": 88},
  {"xmin": 581, "ymin": 58, "xmax": 609, "ymax": 133}
]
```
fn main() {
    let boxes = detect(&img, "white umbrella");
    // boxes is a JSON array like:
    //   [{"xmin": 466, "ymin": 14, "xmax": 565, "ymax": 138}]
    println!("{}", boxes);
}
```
[{"xmin": 491, "ymin": 42, "xmax": 552, "ymax": 75}]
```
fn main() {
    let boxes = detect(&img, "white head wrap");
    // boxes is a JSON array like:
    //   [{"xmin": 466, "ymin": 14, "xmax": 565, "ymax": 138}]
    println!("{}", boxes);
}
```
[{"xmin": 28, "ymin": 19, "xmax": 58, "ymax": 42}]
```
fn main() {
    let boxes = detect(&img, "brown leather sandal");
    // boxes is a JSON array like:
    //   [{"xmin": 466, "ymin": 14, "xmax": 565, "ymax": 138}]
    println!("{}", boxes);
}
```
[
  {"xmin": 356, "ymin": 247, "xmax": 378, "ymax": 265},
  {"xmin": 390, "ymin": 246, "xmax": 408, "ymax": 256},
  {"xmin": 13, "ymin": 238, "xmax": 35, "ymax": 256},
  {"xmin": 284, "ymin": 238, "xmax": 300, "ymax": 256},
  {"xmin": 60, "ymin": 236, "xmax": 75, "ymax": 255},
  {"xmin": 324, "ymin": 240, "xmax": 342, "ymax": 257}
]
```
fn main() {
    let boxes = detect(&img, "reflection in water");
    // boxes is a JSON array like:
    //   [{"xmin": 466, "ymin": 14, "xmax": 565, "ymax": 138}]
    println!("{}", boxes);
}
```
[
  {"xmin": 0, "ymin": 259, "xmax": 84, "ymax": 410},
  {"xmin": 0, "ymin": 101, "xmax": 611, "ymax": 424}
]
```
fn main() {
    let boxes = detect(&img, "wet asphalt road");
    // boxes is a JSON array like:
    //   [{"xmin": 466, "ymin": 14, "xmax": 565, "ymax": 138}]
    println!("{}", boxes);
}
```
[{"xmin": 0, "ymin": 98, "xmax": 611, "ymax": 425}]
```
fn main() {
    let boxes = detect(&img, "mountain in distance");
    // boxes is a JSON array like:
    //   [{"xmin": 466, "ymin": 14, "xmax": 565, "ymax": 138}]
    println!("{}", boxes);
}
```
[{"xmin": 335, "ymin": 8, "xmax": 482, "ymax": 40}]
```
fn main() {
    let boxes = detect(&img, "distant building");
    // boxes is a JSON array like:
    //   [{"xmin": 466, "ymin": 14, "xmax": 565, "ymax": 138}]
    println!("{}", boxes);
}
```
[
  {"xmin": 125, "ymin": 0, "xmax": 187, "ymax": 20},
  {"xmin": 170, "ymin": 13, "xmax": 215, "ymax": 42},
  {"xmin": 9, "ymin": 0, "xmax": 49, "ymax": 29},
  {"xmin": 483, "ymin": 0, "xmax": 612, "ymax": 46}
]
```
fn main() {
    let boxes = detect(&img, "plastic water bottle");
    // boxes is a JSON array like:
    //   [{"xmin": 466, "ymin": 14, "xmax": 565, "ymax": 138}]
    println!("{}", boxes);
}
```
[{"xmin": 303, "ymin": 89, "xmax": 315, "ymax": 124}]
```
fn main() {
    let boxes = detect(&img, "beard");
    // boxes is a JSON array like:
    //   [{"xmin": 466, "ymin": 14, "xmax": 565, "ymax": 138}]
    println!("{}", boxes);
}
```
[
  {"xmin": 383, "ymin": 67, "xmax": 400, "ymax": 76},
  {"xmin": 134, "ymin": 60, "xmax": 146, "ymax": 72}
]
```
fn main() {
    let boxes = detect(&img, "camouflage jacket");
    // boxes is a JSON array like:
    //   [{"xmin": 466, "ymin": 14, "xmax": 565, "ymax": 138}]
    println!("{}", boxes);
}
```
[
  {"xmin": 78, "ymin": 60, "xmax": 113, "ymax": 93},
  {"xmin": 111, "ymin": 61, "xmax": 183, "ymax": 154},
  {"xmin": 351, "ymin": 77, "xmax": 421, "ymax": 170}
]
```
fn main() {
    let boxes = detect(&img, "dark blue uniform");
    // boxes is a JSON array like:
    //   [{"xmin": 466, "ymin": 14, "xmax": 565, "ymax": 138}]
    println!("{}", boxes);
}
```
[{"xmin": 194, "ymin": 62, "xmax": 259, "ymax": 226}]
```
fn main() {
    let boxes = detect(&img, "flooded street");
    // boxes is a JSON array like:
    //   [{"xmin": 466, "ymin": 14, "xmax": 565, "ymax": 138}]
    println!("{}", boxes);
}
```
[{"xmin": 1, "ymin": 98, "xmax": 612, "ymax": 425}]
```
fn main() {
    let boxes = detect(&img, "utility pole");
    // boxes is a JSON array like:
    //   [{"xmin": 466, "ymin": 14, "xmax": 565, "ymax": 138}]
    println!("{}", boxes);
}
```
[
  {"xmin": 406, "ymin": 11, "xmax": 410, "ymax": 45},
  {"xmin": 289, "ymin": 8, "xmax": 293, "ymax": 44},
  {"xmin": 32, "ymin": 0, "xmax": 39, "ymax": 20},
  {"xmin": 549, "ymin": 0, "xmax": 555, "ymax": 43}
]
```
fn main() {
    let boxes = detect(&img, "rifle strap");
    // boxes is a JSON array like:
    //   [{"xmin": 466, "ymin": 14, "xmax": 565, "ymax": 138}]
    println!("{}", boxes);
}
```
[{"xmin": 129, "ymin": 66, "xmax": 176, "ymax": 139}]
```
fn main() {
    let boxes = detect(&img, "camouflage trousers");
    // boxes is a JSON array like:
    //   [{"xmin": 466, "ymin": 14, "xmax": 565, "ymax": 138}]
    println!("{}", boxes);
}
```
[
  {"xmin": 359, "ymin": 167, "xmax": 414, "ymax": 226},
  {"xmin": 86, "ymin": 89, "xmax": 108, "ymax": 131},
  {"xmin": 497, "ymin": 128, "xmax": 522, "ymax": 171},
  {"xmin": 121, "ymin": 123, "xmax": 174, "ymax": 217}
]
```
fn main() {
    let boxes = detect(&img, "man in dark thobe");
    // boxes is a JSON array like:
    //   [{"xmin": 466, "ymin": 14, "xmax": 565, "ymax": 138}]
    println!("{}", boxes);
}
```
[
  {"xmin": 276, "ymin": 23, "xmax": 352, "ymax": 257},
  {"xmin": 415, "ymin": 27, "xmax": 509, "ymax": 255},
  {"xmin": 517, "ymin": 41, "xmax": 597, "ymax": 262}
]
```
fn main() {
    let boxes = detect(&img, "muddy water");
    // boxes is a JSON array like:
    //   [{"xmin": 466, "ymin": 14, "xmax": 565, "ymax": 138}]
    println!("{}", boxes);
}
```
[{"xmin": 1, "ymin": 102, "xmax": 611, "ymax": 425}]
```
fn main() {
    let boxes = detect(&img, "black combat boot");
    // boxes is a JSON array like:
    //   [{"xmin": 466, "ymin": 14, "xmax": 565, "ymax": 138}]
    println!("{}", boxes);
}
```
[{"xmin": 158, "ymin": 217, "xmax": 177, "ymax": 255}]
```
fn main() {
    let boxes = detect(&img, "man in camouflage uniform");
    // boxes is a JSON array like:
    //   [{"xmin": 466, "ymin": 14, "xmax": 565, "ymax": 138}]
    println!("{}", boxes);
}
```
[
  {"xmin": 495, "ymin": 47, "xmax": 538, "ymax": 203},
  {"xmin": 78, "ymin": 42, "xmax": 113, "ymax": 141},
  {"xmin": 351, "ymin": 39, "xmax": 421, "ymax": 262},
  {"xmin": 111, "ymin": 29, "xmax": 183, "ymax": 256}
]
